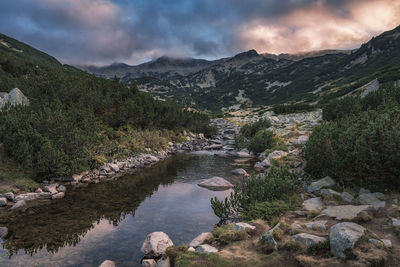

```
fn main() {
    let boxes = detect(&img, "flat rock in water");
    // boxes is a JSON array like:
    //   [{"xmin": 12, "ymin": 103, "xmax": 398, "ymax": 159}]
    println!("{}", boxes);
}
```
[
  {"xmin": 322, "ymin": 205, "xmax": 370, "ymax": 220},
  {"xmin": 195, "ymin": 244, "xmax": 218, "ymax": 253},
  {"xmin": 292, "ymin": 233, "xmax": 326, "ymax": 248},
  {"xmin": 189, "ymin": 232, "xmax": 212, "ymax": 247},
  {"xmin": 302, "ymin": 197, "xmax": 323, "ymax": 212},
  {"xmin": 307, "ymin": 176, "xmax": 335, "ymax": 193},
  {"xmin": 141, "ymin": 259, "xmax": 156, "ymax": 267},
  {"xmin": 231, "ymin": 168, "xmax": 249, "ymax": 176},
  {"xmin": 99, "ymin": 260, "xmax": 116, "ymax": 267},
  {"xmin": 14, "ymin": 192, "xmax": 51, "ymax": 202},
  {"xmin": 141, "ymin": 232, "xmax": 174, "ymax": 257},
  {"xmin": 357, "ymin": 193, "xmax": 386, "ymax": 209},
  {"xmin": 198, "ymin": 177, "xmax": 233, "ymax": 191},
  {"xmin": 329, "ymin": 222, "xmax": 365, "ymax": 259}
]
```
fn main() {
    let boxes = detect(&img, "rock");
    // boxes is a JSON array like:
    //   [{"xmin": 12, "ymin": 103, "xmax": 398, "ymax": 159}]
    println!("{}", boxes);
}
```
[
  {"xmin": 357, "ymin": 193, "xmax": 386, "ymax": 209},
  {"xmin": 52, "ymin": 192, "xmax": 65, "ymax": 199},
  {"xmin": 368, "ymin": 239, "xmax": 385, "ymax": 248},
  {"xmin": 307, "ymin": 176, "xmax": 335, "ymax": 193},
  {"xmin": 322, "ymin": 205, "xmax": 370, "ymax": 220},
  {"xmin": 43, "ymin": 183, "xmax": 59, "ymax": 194},
  {"xmin": 232, "ymin": 222, "xmax": 256, "ymax": 231},
  {"xmin": 292, "ymin": 233, "xmax": 326, "ymax": 248},
  {"xmin": 14, "ymin": 192, "xmax": 52, "ymax": 202},
  {"xmin": 387, "ymin": 218, "xmax": 400, "ymax": 226},
  {"xmin": 234, "ymin": 151, "xmax": 253, "ymax": 158},
  {"xmin": 260, "ymin": 223, "xmax": 280, "ymax": 251},
  {"xmin": 291, "ymin": 223, "xmax": 303, "ymax": 231},
  {"xmin": 302, "ymin": 197, "xmax": 323, "ymax": 212},
  {"xmin": 204, "ymin": 144, "xmax": 223, "ymax": 150},
  {"xmin": 329, "ymin": 222, "xmax": 365, "ymax": 259},
  {"xmin": 195, "ymin": 244, "xmax": 218, "ymax": 253},
  {"xmin": 372, "ymin": 192, "xmax": 385, "ymax": 199},
  {"xmin": 57, "ymin": 185, "xmax": 67, "ymax": 192},
  {"xmin": 0, "ymin": 88, "xmax": 29, "ymax": 109},
  {"xmin": 305, "ymin": 220, "xmax": 327, "ymax": 232},
  {"xmin": 231, "ymin": 168, "xmax": 249, "ymax": 176},
  {"xmin": 341, "ymin": 192, "xmax": 354, "ymax": 203},
  {"xmin": 109, "ymin": 163, "xmax": 120, "ymax": 173},
  {"xmin": 0, "ymin": 192, "xmax": 14, "ymax": 201},
  {"xmin": 359, "ymin": 188, "xmax": 371, "ymax": 195},
  {"xmin": 156, "ymin": 256, "xmax": 170, "ymax": 267},
  {"xmin": 141, "ymin": 232, "xmax": 174, "ymax": 257},
  {"xmin": 35, "ymin": 188, "xmax": 43, "ymax": 193},
  {"xmin": 198, "ymin": 177, "xmax": 233, "ymax": 191},
  {"xmin": 319, "ymin": 189, "xmax": 342, "ymax": 198},
  {"xmin": 189, "ymin": 232, "xmax": 212, "ymax": 247},
  {"xmin": 293, "ymin": 161, "xmax": 302, "ymax": 168},
  {"xmin": 0, "ymin": 227, "xmax": 8, "ymax": 238},
  {"xmin": 381, "ymin": 239, "xmax": 392, "ymax": 249},
  {"xmin": 254, "ymin": 159, "xmax": 270, "ymax": 170},
  {"xmin": 11, "ymin": 200, "xmax": 26, "ymax": 210},
  {"xmin": 146, "ymin": 155, "xmax": 159, "ymax": 163},
  {"xmin": 142, "ymin": 259, "xmax": 156, "ymax": 267},
  {"xmin": 99, "ymin": 260, "xmax": 116, "ymax": 267},
  {"xmin": 188, "ymin": 247, "xmax": 195, "ymax": 252},
  {"xmin": 296, "ymin": 135, "xmax": 309, "ymax": 146},
  {"xmin": 266, "ymin": 150, "xmax": 287, "ymax": 161},
  {"xmin": 0, "ymin": 198, "xmax": 7, "ymax": 207}
]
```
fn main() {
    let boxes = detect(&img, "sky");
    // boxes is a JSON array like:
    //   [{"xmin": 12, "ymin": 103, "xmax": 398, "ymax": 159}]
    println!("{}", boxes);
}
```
[{"xmin": 0, "ymin": 0, "xmax": 399, "ymax": 65}]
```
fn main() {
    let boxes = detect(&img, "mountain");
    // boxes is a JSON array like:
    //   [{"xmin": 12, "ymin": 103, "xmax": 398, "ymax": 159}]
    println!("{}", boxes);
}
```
[{"xmin": 82, "ymin": 25, "xmax": 400, "ymax": 111}]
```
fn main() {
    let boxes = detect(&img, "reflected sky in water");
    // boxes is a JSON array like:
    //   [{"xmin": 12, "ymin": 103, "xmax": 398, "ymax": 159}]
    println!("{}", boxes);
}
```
[{"xmin": 0, "ymin": 153, "xmax": 252, "ymax": 267}]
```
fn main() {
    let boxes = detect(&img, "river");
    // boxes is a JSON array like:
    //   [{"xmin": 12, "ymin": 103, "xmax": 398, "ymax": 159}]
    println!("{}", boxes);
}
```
[{"xmin": 0, "ymin": 153, "xmax": 253, "ymax": 267}]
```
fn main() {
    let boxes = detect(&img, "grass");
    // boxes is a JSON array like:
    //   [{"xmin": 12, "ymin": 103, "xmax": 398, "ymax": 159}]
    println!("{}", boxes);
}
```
[
  {"xmin": 207, "ymin": 224, "xmax": 248, "ymax": 246},
  {"xmin": 175, "ymin": 252, "xmax": 250, "ymax": 267}
]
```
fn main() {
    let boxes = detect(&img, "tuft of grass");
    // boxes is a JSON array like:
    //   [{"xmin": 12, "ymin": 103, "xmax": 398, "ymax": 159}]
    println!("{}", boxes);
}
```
[
  {"xmin": 279, "ymin": 240, "xmax": 303, "ymax": 252},
  {"xmin": 166, "ymin": 245, "xmax": 188, "ymax": 262},
  {"xmin": 175, "ymin": 252, "xmax": 237, "ymax": 267},
  {"xmin": 207, "ymin": 224, "xmax": 247, "ymax": 246},
  {"xmin": 308, "ymin": 240, "xmax": 331, "ymax": 256}
]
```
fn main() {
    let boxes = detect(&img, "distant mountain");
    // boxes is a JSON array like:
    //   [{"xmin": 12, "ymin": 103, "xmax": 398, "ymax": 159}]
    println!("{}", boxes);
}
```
[{"xmin": 82, "ymin": 25, "xmax": 400, "ymax": 111}]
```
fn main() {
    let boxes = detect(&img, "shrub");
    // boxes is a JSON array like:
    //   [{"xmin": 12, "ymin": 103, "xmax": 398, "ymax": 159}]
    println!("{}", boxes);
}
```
[
  {"xmin": 240, "ymin": 119, "xmax": 271, "ymax": 138},
  {"xmin": 248, "ymin": 130, "xmax": 276, "ymax": 153},
  {"xmin": 211, "ymin": 168, "xmax": 299, "ymax": 223},
  {"xmin": 305, "ymin": 101, "xmax": 400, "ymax": 189}
]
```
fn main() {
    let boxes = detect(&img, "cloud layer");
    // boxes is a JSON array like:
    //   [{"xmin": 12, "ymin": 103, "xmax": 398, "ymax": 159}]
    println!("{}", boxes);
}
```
[{"xmin": 0, "ymin": 0, "xmax": 399, "ymax": 65}]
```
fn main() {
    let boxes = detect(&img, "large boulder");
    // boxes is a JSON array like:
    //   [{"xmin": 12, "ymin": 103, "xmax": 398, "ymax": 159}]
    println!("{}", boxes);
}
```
[
  {"xmin": 10, "ymin": 200, "xmax": 26, "ymax": 210},
  {"xmin": 0, "ymin": 88, "xmax": 29, "ymax": 109},
  {"xmin": 0, "ymin": 198, "xmax": 7, "ymax": 207},
  {"xmin": 322, "ymin": 205, "xmax": 370, "ymax": 220},
  {"xmin": 307, "ymin": 176, "xmax": 335, "ymax": 193},
  {"xmin": 292, "ymin": 233, "xmax": 326, "ymax": 248},
  {"xmin": 254, "ymin": 159, "xmax": 270, "ymax": 170},
  {"xmin": 302, "ymin": 197, "xmax": 323, "ymax": 212},
  {"xmin": 141, "ymin": 232, "xmax": 174, "ymax": 257},
  {"xmin": 305, "ymin": 220, "xmax": 327, "ymax": 232},
  {"xmin": 142, "ymin": 259, "xmax": 156, "ymax": 267},
  {"xmin": 189, "ymin": 232, "xmax": 212, "ymax": 248},
  {"xmin": 198, "ymin": 177, "xmax": 233, "ymax": 191},
  {"xmin": 357, "ymin": 193, "xmax": 386, "ymax": 209},
  {"xmin": 195, "ymin": 244, "xmax": 218, "ymax": 253},
  {"xmin": 329, "ymin": 222, "xmax": 365, "ymax": 259}
]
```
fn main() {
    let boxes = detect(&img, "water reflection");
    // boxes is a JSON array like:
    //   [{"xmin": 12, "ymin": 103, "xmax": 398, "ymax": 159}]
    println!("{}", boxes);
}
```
[{"xmin": 0, "ymin": 154, "xmax": 248, "ymax": 267}]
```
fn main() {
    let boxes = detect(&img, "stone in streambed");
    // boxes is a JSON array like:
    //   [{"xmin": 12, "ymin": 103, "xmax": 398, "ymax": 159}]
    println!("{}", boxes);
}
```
[{"xmin": 198, "ymin": 177, "xmax": 233, "ymax": 191}]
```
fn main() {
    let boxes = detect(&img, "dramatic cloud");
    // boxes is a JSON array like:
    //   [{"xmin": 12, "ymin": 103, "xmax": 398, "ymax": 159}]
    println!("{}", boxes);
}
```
[{"xmin": 0, "ymin": 0, "xmax": 399, "ymax": 65}]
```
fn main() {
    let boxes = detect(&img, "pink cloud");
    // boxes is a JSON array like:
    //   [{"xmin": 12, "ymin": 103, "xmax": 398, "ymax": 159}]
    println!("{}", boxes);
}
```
[{"xmin": 238, "ymin": 0, "xmax": 400, "ymax": 54}]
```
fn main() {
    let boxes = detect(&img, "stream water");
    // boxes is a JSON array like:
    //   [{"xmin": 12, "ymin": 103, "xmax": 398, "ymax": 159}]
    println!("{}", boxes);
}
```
[{"xmin": 0, "ymin": 153, "xmax": 253, "ymax": 267}]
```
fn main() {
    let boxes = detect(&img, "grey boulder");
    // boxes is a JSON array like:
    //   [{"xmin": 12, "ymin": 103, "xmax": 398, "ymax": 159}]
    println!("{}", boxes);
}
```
[
  {"xmin": 198, "ymin": 177, "xmax": 233, "ymax": 191},
  {"xmin": 141, "ymin": 232, "xmax": 174, "ymax": 257},
  {"xmin": 329, "ymin": 222, "xmax": 365, "ymax": 259}
]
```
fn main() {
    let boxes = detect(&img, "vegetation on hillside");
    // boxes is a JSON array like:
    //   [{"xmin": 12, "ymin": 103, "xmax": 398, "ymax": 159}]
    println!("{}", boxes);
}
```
[
  {"xmin": 306, "ymin": 90, "xmax": 400, "ymax": 189},
  {"xmin": 0, "ymin": 34, "xmax": 215, "ymax": 181}
]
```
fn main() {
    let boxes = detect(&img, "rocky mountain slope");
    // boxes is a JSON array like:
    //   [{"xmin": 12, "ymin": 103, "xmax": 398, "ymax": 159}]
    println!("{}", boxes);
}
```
[{"xmin": 83, "ymin": 25, "xmax": 400, "ymax": 111}]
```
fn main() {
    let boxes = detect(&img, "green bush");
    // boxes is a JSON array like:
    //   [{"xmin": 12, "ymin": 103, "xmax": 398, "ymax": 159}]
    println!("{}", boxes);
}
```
[
  {"xmin": 305, "ymin": 101, "xmax": 400, "ymax": 189},
  {"xmin": 211, "ymin": 168, "xmax": 299, "ymax": 223},
  {"xmin": 207, "ymin": 224, "xmax": 247, "ymax": 246},
  {"xmin": 248, "ymin": 130, "xmax": 276, "ymax": 153},
  {"xmin": 240, "ymin": 119, "xmax": 271, "ymax": 138}
]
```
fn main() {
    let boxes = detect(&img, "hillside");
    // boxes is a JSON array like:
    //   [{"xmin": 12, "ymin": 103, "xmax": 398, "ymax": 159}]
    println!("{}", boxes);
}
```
[
  {"xmin": 83, "ymin": 25, "xmax": 400, "ymax": 111},
  {"xmin": 0, "ymin": 33, "xmax": 214, "ymax": 182}
]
